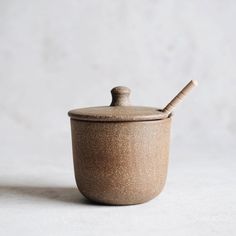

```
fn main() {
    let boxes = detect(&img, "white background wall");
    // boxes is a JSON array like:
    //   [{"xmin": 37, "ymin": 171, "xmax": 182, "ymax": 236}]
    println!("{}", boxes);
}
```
[
  {"xmin": 1, "ymin": 0, "xmax": 236, "ymax": 161},
  {"xmin": 0, "ymin": 1, "xmax": 235, "ymax": 235}
]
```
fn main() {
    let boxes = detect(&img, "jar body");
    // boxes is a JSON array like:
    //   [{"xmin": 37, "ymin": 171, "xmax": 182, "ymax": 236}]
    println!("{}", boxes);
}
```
[{"xmin": 70, "ymin": 118, "xmax": 171, "ymax": 205}]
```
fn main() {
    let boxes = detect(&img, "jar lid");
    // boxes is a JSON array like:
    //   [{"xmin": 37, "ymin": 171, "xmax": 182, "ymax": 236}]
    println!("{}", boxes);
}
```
[{"xmin": 68, "ymin": 86, "xmax": 168, "ymax": 122}]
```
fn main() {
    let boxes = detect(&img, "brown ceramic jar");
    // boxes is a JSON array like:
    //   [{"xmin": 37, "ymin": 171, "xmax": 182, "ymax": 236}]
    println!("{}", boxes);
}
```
[{"xmin": 68, "ymin": 86, "xmax": 171, "ymax": 205}]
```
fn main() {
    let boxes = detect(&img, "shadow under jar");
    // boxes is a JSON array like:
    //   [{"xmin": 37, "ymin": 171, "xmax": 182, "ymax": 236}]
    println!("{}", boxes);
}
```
[{"xmin": 68, "ymin": 86, "xmax": 171, "ymax": 205}]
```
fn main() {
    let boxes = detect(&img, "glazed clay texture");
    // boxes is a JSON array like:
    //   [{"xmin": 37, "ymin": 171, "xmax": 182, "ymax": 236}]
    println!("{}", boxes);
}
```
[{"xmin": 70, "ymin": 118, "xmax": 171, "ymax": 205}]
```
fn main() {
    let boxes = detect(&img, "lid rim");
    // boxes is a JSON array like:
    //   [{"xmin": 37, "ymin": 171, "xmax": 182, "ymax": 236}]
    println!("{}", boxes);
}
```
[
  {"xmin": 69, "ymin": 116, "xmax": 170, "ymax": 122},
  {"xmin": 68, "ymin": 106, "xmax": 168, "ymax": 122}
]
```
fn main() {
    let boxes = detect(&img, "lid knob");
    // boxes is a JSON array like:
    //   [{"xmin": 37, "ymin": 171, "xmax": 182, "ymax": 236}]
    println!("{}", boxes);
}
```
[{"xmin": 110, "ymin": 86, "xmax": 131, "ymax": 106}]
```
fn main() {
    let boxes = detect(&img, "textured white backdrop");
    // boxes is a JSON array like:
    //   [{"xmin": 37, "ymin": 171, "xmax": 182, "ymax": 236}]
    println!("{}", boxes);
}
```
[{"xmin": 0, "ymin": 1, "xmax": 235, "ymax": 235}]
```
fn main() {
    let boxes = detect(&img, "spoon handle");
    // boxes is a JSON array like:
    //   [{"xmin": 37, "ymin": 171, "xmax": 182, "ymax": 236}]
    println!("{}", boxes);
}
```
[{"xmin": 162, "ymin": 80, "xmax": 198, "ymax": 115}]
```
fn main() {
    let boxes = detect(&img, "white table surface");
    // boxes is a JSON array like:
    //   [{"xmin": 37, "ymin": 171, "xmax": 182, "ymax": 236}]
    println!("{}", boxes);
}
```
[{"xmin": 0, "ymin": 147, "xmax": 235, "ymax": 236}]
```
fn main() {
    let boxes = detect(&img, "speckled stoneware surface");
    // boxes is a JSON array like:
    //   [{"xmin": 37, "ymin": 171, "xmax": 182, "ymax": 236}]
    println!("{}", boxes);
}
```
[{"xmin": 68, "ymin": 86, "xmax": 172, "ymax": 205}]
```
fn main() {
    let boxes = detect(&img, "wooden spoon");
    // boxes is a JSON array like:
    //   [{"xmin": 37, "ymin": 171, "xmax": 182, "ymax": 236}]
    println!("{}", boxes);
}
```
[{"xmin": 162, "ymin": 80, "xmax": 198, "ymax": 116}]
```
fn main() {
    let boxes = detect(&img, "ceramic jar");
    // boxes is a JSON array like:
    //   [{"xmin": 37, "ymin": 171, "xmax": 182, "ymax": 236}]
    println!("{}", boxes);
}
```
[{"xmin": 68, "ymin": 86, "xmax": 171, "ymax": 205}]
